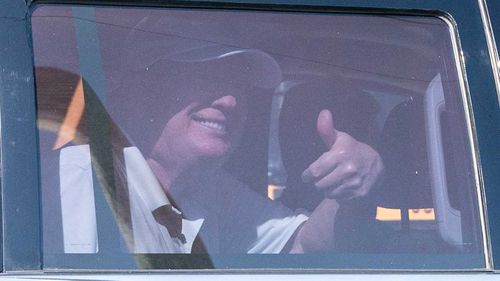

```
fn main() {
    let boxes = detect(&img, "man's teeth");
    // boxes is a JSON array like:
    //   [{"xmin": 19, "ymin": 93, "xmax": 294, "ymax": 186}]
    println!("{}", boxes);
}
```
[{"xmin": 197, "ymin": 120, "xmax": 226, "ymax": 131}]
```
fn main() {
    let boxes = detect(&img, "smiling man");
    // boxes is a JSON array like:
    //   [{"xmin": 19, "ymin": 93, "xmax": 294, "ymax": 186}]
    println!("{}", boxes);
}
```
[
  {"xmin": 107, "ymin": 46, "xmax": 308, "ymax": 253},
  {"xmin": 94, "ymin": 43, "xmax": 384, "ymax": 254}
]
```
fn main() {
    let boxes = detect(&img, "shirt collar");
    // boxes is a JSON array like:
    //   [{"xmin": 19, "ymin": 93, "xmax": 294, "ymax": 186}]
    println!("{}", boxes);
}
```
[
  {"xmin": 123, "ymin": 146, "xmax": 172, "ymax": 212},
  {"xmin": 124, "ymin": 146, "xmax": 212, "ymax": 220}
]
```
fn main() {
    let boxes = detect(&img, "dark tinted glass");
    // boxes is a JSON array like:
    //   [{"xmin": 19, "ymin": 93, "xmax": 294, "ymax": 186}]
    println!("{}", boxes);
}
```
[{"xmin": 32, "ymin": 5, "xmax": 484, "ymax": 270}]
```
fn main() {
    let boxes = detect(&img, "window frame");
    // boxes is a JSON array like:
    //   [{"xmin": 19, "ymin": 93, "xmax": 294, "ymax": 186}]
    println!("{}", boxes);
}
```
[
  {"xmin": 480, "ymin": 0, "xmax": 500, "ymax": 106},
  {"xmin": 1, "ymin": 0, "xmax": 498, "ymax": 273}
]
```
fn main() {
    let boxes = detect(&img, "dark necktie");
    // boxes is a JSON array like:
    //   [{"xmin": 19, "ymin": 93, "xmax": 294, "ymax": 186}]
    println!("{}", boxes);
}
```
[
  {"xmin": 152, "ymin": 204, "xmax": 186, "ymax": 244},
  {"xmin": 152, "ymin": 204, "xmax": 208, "ymax": 253}
]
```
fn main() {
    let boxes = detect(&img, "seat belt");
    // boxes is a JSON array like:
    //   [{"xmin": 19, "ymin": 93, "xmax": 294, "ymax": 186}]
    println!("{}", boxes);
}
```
[{"xmin": 83, "ymin": 79, "xmax": 133, "ymax": 254}]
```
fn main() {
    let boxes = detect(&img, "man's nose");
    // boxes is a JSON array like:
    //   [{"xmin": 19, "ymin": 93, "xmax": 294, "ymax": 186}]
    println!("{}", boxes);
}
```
[{"xmin": 211, "ymin": 95, "xmax": 238, "ymax": 111}]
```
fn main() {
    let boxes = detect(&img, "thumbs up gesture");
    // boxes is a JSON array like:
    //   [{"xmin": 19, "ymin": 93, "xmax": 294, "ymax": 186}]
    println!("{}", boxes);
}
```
[{"xmin": 301, "ymin": 109, "xmax": 384, "ymax": 202}]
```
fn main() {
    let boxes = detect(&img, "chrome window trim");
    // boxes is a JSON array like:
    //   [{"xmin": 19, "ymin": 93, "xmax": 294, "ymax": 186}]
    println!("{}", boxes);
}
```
[
  {"xmin": 478, "ymin": 0, "xmax": 500, "ymax": 107},
  {"xmin": 441, "ymin": 13, "xmax": 492, "ymax": 270}
]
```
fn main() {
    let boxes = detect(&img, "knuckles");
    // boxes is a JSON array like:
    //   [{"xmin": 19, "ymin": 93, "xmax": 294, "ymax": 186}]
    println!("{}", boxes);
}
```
[
  {"xmin": 344, "ymin": 163, "xmax": 358, "ymax": 175},
  {"xmin": 304, "ymin": 130, "xmax": 385, "ymax": 202},
  {"xmin": 353, "ymin": 185, "xmax": 369, "ymax": 198},
  {"xmin": 308, "ymin": 164, "xmax": 322, "ymax": 179},
  {"xmin": 350, "ymin": 177, "xmax": 362, "ymax": 189}
]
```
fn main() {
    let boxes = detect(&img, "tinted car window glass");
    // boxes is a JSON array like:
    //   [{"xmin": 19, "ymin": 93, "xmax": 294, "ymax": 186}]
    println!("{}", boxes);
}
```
[{"xmin": 32, "ymin": 5, "xmax": 485, "ymax": 270}]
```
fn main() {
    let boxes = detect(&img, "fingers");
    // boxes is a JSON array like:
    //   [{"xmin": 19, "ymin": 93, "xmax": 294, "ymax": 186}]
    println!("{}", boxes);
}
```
[
  {"xmin": 302, "ymin": 130, "xmax": 353, "ymax": 184},
  {"xmin": 303, "ymin": 154, "xmax": 363, "ymax": 200},
  {"xmin": 301, "ymin": 150, "xmax": 340, "ymax": 184},
  {"xmin": 324, "ymin": 161, "xmax": 381, "ymax": 201},
  {"xmin": 301, "ymin": 129, "xmax": 384, "ymax": 202},
  {"xmin": 317, "ymin": 109, "xmax": 337, "ymax": 148},
  {"xmin": 321, "ymin": 174, "xmax": 368, "ymax": 201},
  {"xmin": 312, "ymin": 164, "xmax": 357, "ymax": 192},
  {"xmin": 301, "ymin": 109, "xmax": 340, "ymax": 183}
]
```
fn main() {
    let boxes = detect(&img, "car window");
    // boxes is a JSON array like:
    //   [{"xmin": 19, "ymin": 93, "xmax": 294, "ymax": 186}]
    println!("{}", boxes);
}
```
[{"xmin": 32, "ymin": 5, "xmax": 485, "ymax": 270}]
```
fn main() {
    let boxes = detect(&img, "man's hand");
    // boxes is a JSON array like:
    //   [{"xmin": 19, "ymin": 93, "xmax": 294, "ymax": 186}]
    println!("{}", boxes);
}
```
[
  {"xmin": 301, "ymin": 109, "xmax": 384, "ymax": 202},
  {"xmin": 289, "ymin": 109, "xmax": 383, "ymax": 253}
]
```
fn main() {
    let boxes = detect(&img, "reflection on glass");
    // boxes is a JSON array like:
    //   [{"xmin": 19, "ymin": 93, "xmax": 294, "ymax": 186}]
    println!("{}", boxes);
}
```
[{"xmin": 33, "ymin": 6, "xmax": 482, "ymax": 269}]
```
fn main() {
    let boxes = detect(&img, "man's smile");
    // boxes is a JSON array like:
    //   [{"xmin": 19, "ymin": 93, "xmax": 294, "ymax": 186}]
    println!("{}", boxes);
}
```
[
  {"xmin": 192, "ymin": 116, "xmax": 227, "ymax": 132},
  {"xmin": 191, "ymin": 111, "xmax": 230, "ymax": 134}
]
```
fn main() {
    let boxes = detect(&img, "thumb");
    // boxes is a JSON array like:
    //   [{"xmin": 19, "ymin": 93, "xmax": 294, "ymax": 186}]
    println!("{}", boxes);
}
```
[{"xmin": 317, "ymin": 109, "xmax": 337, "ymax": 148}]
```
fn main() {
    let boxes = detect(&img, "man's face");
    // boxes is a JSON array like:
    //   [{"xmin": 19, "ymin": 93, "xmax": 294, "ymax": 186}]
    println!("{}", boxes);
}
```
[{"xmin": 150, "ymin": 86, "xmax": 249, "ymax": 171}]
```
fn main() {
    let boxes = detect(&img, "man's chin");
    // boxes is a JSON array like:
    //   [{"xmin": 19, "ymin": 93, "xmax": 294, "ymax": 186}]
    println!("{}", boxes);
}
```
[{"xmin": 192, "ymin": 144, "xmax": 232, "ymax": 165}]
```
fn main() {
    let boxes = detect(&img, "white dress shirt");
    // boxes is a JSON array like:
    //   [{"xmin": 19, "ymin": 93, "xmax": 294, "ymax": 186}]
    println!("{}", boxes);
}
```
[
  {"xmin": 124, "ymin": 146, "xmax": 204, "ymax": 253},
  {"xmin": 59, "ymin": 145, "xmax": 308, "ymax": 254}
]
